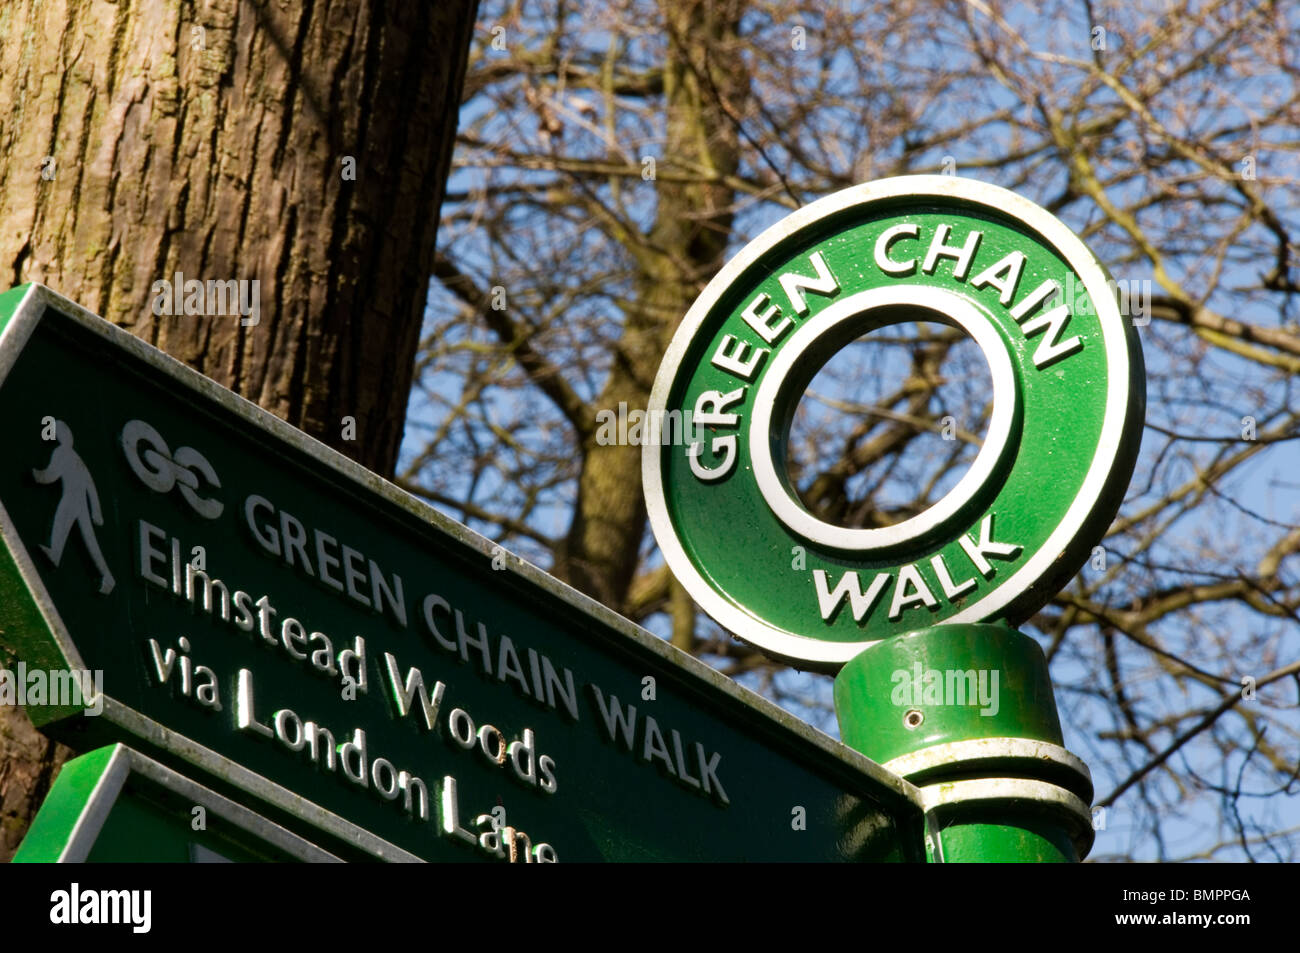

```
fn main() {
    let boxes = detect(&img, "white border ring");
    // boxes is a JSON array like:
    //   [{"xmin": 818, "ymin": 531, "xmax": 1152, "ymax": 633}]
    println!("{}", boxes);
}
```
[
  {"xmin": 750, "ymin": 286, "xmax": 1018, "ymax": 551},
  {"xmin": 643, "ymin": 175, "xmax": 1141, "ymax": 667}
]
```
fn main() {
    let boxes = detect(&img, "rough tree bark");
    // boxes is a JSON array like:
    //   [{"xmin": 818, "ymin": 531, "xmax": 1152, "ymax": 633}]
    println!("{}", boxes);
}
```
[{"xmin": 0, "ymin": 0, "xmax": 477, "ymax": 860}]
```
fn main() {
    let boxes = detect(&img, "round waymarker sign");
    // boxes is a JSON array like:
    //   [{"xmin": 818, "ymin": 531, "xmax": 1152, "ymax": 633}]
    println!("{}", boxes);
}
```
[{"xmin": 643, "ymin": 175, "xmax": 1145, "ymax": 670}]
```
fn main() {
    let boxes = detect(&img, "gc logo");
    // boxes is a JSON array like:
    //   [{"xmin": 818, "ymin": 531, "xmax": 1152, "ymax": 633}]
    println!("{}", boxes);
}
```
[{"xmin": 121, "ymin": 419, "xmax": 223, "ymax": 519}]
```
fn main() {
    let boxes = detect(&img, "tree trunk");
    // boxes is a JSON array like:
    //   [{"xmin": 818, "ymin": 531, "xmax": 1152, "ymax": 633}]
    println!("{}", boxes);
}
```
[
  {"xmin": 0, "ymin": 0, "xmax": 478, "ymax": 861},
  {"xmin": 553, "ymin": 0, "xmax": 746, "ymax": 621}
]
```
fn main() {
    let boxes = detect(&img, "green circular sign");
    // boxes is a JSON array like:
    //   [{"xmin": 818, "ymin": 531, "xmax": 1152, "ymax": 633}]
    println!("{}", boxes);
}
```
[{"xmin": 643, "ymin": 176, "xmax": 1145, "ymax": 669}]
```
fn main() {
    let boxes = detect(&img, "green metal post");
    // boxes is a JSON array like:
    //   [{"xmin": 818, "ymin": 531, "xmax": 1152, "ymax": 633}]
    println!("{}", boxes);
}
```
[{"xmin": 834, "ymin": 623, "xmax": 1094, "ymax": 862}]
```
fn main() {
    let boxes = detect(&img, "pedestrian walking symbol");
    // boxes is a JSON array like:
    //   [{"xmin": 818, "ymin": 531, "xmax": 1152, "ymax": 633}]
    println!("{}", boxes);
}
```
[{"xmin": 32, "ymin": 422, "xmax": 114, "ymax": 594}]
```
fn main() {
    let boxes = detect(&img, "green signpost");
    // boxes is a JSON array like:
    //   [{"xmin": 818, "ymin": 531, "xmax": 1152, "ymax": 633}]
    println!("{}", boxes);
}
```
[
  {"xmin": 0, "ymin": 283, "xmax": 923, "ymax": 862},
  {"xmin": 14, "ymin": 744, "xmax": 340, "ymax": 863},
  {"xmin": 4, "ymin": 175, "xmax": 1142, "ymax": 864},
  {"xmin": 645, "ymin": 176, "xmax": 1145, "ymax": 861}
]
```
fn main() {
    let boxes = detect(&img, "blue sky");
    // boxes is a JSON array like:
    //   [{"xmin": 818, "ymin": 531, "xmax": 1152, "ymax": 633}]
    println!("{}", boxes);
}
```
[{"xmin": 405, "ymin": 0, "xmax": 1300, "ymax": 861}]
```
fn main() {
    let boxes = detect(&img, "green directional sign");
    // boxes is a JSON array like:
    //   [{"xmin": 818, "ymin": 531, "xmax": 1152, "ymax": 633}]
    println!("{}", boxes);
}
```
[
  {"xmin": 644, "ymin": 175, "xmax": 1145, "ymax": 669},
  {"xmin": 14, "ymin": 743, "xmax": 340, "ymax": 863},
  {"xmin": 0, "ymin": 283, "xmax": 923, "ymax": 862}
]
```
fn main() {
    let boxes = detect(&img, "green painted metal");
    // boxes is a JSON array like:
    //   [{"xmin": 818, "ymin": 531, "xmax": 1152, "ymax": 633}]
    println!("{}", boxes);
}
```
[
  {"xmin": 14, "ymin": 743, "xmax": 339, "ymax": 862},
  {"xmin": 0, "ymin": 283, "xmax": 925, "ymax": 863},
  {"xmin": 639, "ymin": 177, "xmax": 1142, "ymax": 861},
  {"xmin": 834, "ymin": 623, "xmax": 1094, "ymax": 862},
  {"xmin": 644, "ymin": 176, "xmax": 1145, "ymax": 669},
  {"xmin": 11, "ymin": 745, "xmax": 118, "ymax": 862},
  {"xmin": 835, "ymin": 623, "xmax": 1063, "ymax": 762}
]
